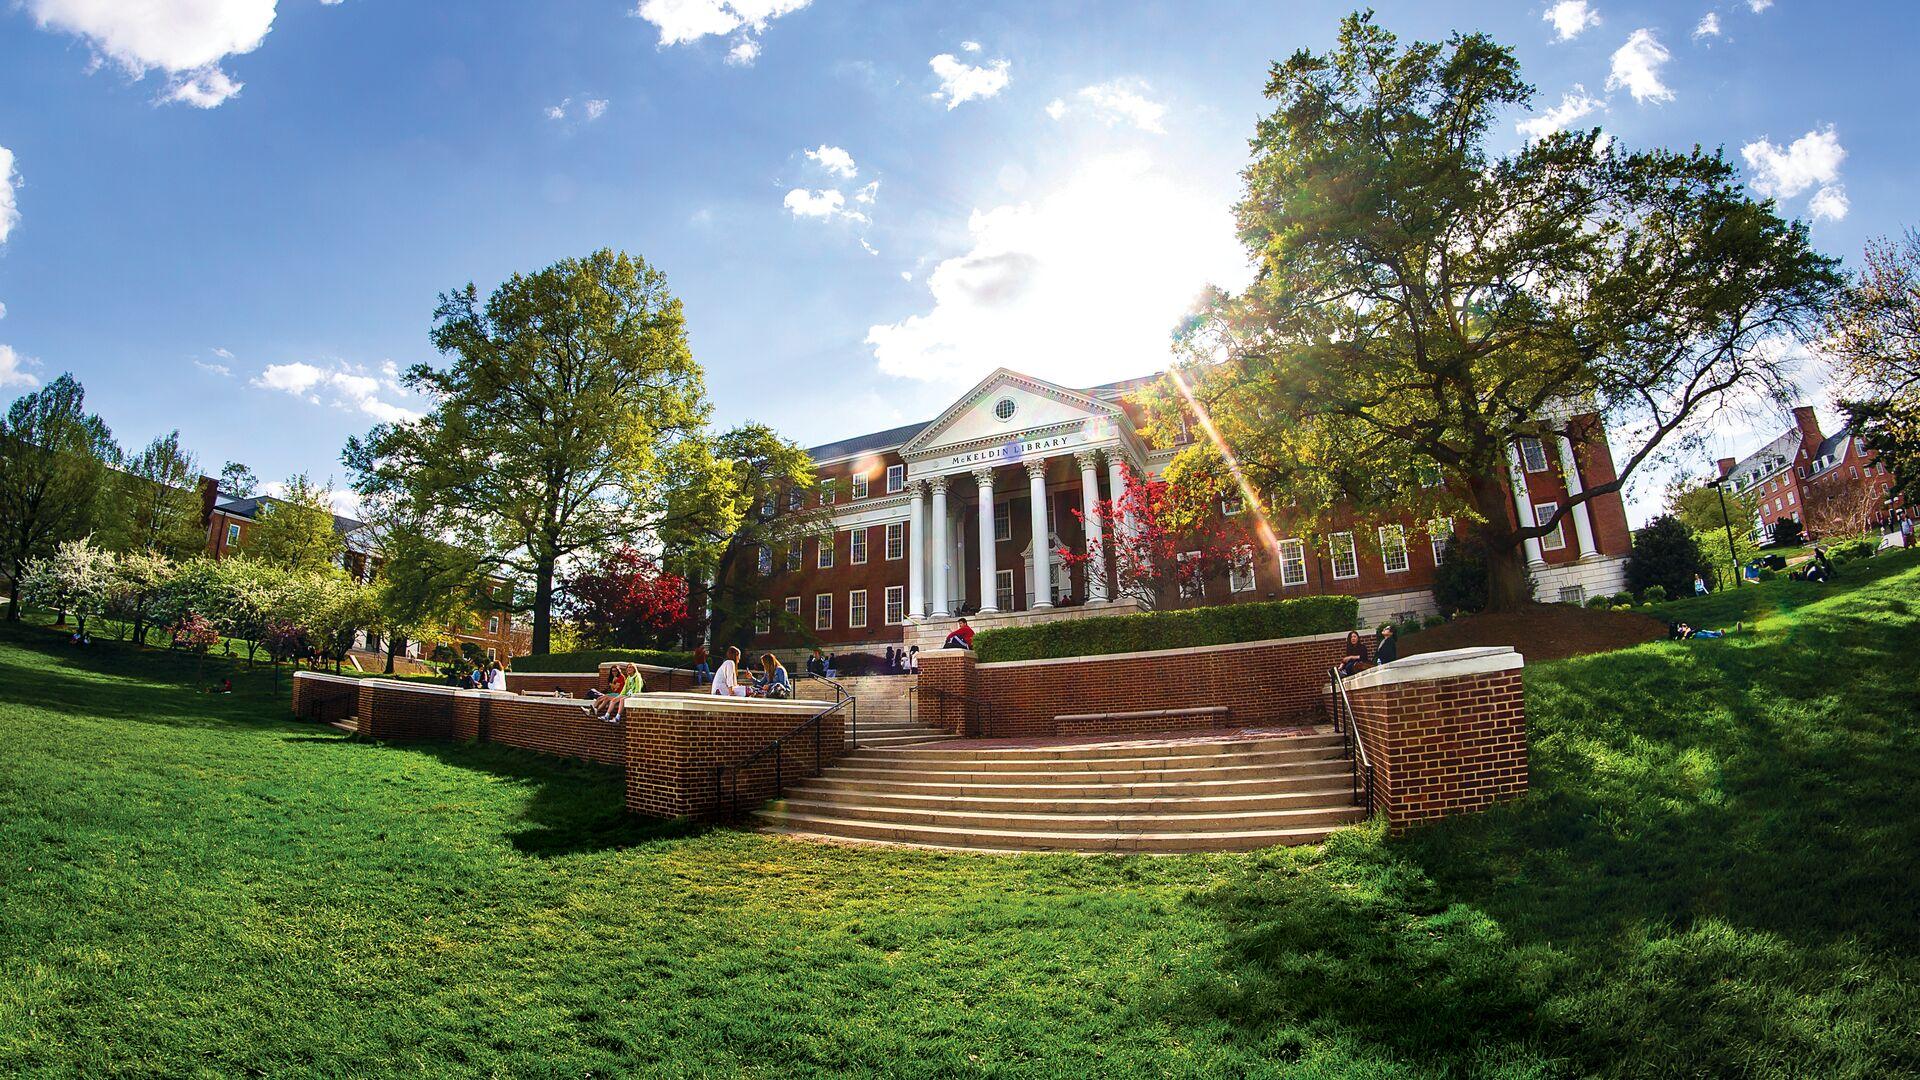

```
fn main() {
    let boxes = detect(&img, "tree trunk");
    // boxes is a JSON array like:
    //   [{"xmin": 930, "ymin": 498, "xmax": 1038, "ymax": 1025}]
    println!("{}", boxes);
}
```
[
  {"xmin": 1469, "ymin": 473, "xmax": 1536, "ymax": 613},
  {"xmin": 5, "ymin": 577, "xmax": 18, "ymax": 621},
  {"xmin": 384, "ymin": 635, "xmax": 399, "ymax": 674},
  {"xmin": 532, "ymin": 555, "xmax": 555, "ymax": 655}
]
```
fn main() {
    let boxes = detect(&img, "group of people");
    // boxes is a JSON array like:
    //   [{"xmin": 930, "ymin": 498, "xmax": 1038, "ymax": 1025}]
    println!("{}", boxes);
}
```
[
  {"xmin": 588, "ymin": 662, "xmax": 642, "ymax": 721},
  {"xmin": 710, "ymin": 645, "xmax": 794, "ymax": 699},
  {"xmin": 448, "ymin": 660, "xmax": 507, "ymax": 691},
  {"xmin": 1336, "ymin": 625, "xmax": 1399, "ymax": 678}
]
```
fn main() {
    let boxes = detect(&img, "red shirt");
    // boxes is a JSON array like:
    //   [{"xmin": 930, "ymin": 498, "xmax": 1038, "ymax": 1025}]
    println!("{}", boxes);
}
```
[{"xmin": 950, "ymin": 623, "xmax": 975, "ymax": 647}]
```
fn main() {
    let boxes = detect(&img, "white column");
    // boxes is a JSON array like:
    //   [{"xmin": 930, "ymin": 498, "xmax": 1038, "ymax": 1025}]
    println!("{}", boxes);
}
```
[
  {"xmin": 907, "ymin": 479, "xmax": 927, "ymax": 618},
  {"xmin": 1508, "ymin": 442, "xmax": 1547, "ymax": 568},
  {"xmin": 929, "ymin": 476, "xmax": 951, "ymax": 617},
  {"xmin": 1556, "ymin": 432, "xmax": 1601, "ymax": 560},
  {"xmin": 1025, "ymin": 458, "xmax": 1053, "ymax": 609},
  {"xmin": 1106, "ymin": 453, "xmax": 1134, "ymax": 547},
  {"xmin": 974, "ymin": 467, "xmax": 1000, "ymax": 613},
  {"xmin": 1077, "ymin": 450, "xmax": 1110, "ymax": 603}
]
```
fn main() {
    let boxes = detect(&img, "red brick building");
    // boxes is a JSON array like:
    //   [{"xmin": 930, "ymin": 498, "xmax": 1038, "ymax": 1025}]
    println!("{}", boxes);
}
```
[
  {"xmin": 745, "ymin": 368, "xmax": 1632, "ymax": 656},
  {"xmin": 1715, "ymin": 406, "xmax": 1906, "ymax": 543}
]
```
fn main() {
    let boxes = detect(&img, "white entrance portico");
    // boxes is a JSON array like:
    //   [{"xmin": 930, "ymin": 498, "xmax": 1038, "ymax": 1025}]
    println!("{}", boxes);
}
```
[{"xmin": 896, "ymin": 369, "xmax": 1152, "ymax": 646}]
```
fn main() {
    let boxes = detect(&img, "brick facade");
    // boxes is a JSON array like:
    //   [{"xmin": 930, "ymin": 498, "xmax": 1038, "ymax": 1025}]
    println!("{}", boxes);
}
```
[
  {"xmin": 1341, "ymin": 648, "xmax": 1528, "ymax": 831},
  {"xmin": 917, "ymin": 632, "xmax": 1354, "ymax": 739},
  {"xmin": 1718, "ymin": 405, "xmax": 1907, "ymax": 541}
]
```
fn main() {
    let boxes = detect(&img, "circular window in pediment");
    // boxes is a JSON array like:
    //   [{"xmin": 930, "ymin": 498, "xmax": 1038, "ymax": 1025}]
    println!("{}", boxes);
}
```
[{"xmin": 994, "ymin": 397, "xmax": 1018, "ymax": 422}]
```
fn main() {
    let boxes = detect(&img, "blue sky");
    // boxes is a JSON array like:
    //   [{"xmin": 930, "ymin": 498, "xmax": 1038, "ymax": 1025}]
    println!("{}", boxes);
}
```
[{"xmin": 0, "ymin": 1, "xmax": 1912, "ymax": 524}]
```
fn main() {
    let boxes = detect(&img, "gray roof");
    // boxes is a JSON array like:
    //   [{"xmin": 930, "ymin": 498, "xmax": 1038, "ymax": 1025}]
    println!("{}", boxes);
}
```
[
  {"xmin": 805, "ymin": 420, "xmax": 930, "ymax": 463},
  {"xmin": 214, "ymin": 494, "xmax": 365, "ymax": 536}
]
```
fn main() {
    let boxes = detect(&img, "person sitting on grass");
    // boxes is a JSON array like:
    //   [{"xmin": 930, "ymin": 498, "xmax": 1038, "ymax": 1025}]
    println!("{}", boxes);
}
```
[
  {"xmin": 751, "ymin": 653, "xmax": 792, "ymax": 699},
  {"xmin": 1338, "ymin": 630, "xmax": 1369, "ymax": 677}
]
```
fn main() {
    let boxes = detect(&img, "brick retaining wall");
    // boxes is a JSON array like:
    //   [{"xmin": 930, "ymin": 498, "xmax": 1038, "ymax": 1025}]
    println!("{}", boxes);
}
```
[
  {"xmin": 501, "ymin": 663, "xmax": 699, "ymax": 697},
  {"xmin": 917, "ymin": 632, "xmax": 1353, "ymax": 739},
  {"xmin": 1342, "ymin": 647, "xmax": 1528, "ymax": 830}
]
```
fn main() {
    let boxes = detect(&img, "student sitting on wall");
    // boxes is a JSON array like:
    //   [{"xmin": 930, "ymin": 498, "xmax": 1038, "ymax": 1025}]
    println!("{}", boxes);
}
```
[
  {"xmin": 711, "ymin": 647, "xmax": 747, "ymax": 697},
  {"xmin": 591, "ymin": 664, "xmax": 640, "ymax": 721},
  {"xmin": 942, "ymin": 618, "xmax": 976, "ymax": 651},
  {"xmin": 1338, "ymin": 630, "xmax": 1369, "ymax": 677}
]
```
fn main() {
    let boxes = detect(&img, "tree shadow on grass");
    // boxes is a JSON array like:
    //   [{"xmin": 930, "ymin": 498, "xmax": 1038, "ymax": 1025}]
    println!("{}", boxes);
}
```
[{"xmin": 1174, "ymin": 563, "xmax": 1920, "ymax": 1076}]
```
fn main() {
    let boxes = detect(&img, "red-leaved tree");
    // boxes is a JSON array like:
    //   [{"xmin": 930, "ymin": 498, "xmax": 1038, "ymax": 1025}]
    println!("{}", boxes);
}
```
[
  {"xmin": 1058, "ymin": 464, "xmax": 1241, "ymax": 605},
  {"xmin": 558, "ymin": 547, "xmax": 693, "ymax": 648}
]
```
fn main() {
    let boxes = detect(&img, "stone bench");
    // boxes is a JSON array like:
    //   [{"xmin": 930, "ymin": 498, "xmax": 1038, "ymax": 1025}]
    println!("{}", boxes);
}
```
[{"xmin": 1053, "ymin": 705, "xmax": 1229, "ymax": 738}]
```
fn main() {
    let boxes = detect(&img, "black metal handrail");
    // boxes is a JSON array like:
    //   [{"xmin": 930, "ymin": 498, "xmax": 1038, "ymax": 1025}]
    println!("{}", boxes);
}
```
[
  {"xmin": 915, "ymin": 681, "xmax": 985, "ymax": 738},
  {"xmin": 1328, "ymin": 666, "xmax": 1375, "ymax": 812},
  {"xmin": 713, "ymin": 696, "xmax": 852, "ymax": 817},
  {"xmin": 798, "ymin": 672, "xmax": 857, "ymax": 747}
]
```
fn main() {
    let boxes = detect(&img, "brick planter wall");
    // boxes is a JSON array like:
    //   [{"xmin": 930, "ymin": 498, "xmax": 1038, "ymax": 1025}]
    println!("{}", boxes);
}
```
[
  {"xmin": 624, "ymin": 695, "xmax": 846, "ymax": 819},
  {"xmin": 291, "ymin": 671, "xmax": 360, "ymax": 722},
  {"xmin": 1342, "ymin": 647, "xmax": 1528, "ymax": 831},
  {"xmin": 916, "ymin": 632, "xmax": 1353, "ymax": 739},
  {"xmin": 356, "ymin": 681, "xmax": 458, "ymax": 741}
]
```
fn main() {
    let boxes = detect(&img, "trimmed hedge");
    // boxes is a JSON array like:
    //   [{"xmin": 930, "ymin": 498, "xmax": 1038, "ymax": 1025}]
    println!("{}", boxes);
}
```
[
  {"xmin": 510, "ymin": 648, "xmax": 695, "ymax": 673},
  {"xmin": 973, "ymin": 595, "xmax": 1359, "ymax": 663}
]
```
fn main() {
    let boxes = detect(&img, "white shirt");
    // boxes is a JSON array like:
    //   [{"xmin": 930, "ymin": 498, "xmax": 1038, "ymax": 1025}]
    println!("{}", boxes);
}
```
[
  {"xmin": 487, "ymin": 669, "xmax": 506, "ymax": 691},
  {"xmin": 711, "ymin": 658, "xmax": 740, "ymax": 696}
]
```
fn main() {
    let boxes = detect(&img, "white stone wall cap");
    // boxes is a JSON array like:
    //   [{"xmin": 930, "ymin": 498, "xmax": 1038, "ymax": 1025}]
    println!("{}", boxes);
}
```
[
  {"xmin": 293, "ymin": 671, "xmax": 362, "ymax": 687},
  {"xmin": 975, "ymin": 630, "xmax": 1359, "ymax": 670},
  {"xmin": 630, "ymin": 692, "xmax": 825, "ymax": 714},
  {"xmin": 1342, "ymin": 646, "xmax": 1524, "ymax": 691}
]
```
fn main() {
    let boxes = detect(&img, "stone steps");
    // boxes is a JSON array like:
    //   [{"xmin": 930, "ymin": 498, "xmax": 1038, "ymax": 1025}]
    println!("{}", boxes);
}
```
[{"xmin": 753, "ymin": 728, "xmax": 1368, "ymax": 854}]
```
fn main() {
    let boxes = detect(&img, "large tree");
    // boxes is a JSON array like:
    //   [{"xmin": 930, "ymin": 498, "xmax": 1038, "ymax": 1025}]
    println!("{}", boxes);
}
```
[
  {"xmin": 1154, "ymin": 14, "xmax": 1841, "ymax": 609},
  {"xmin": 1824, "ymin": 230, "xmax": 1920, "ymax": 506},
  {"xmin": 0, "ymin": 375, "xmax": 115, "ymax": 619},
  {"xmin": 249, "ymin": 473, "xmax": 345, "ymax": 573},
  {"xmin": 346, "ymin": 249, "xmax": 739, "ymax": 654},
  {"xmin": 356, "ymin": 493, "xmax": 492, "ymax": 673},
  {"xmin": 101, "ymin": 430, "xmax": 207, "ymax": 559}
]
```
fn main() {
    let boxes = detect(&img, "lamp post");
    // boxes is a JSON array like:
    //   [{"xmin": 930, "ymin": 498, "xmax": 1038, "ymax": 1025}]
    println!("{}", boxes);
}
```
[{"xmin": 1707, "ymin": 474, "xmax": 1742, "ymax": 589}]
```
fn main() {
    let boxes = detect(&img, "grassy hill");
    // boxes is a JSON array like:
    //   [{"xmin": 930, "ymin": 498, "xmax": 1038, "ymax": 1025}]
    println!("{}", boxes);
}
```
[{"xmin": 2, "ymin": 550, "xmax": 1916, "ymax": 1077}]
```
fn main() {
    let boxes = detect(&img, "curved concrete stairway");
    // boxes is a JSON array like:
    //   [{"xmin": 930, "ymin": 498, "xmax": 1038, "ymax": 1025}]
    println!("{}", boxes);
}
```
[
  {"xmin": 796, "ymin": 675, "xmax": 957, "ymax": 749},
  {"xmin": 754, "ymin": 728, "xmax": 1369, "ymax": 853}
]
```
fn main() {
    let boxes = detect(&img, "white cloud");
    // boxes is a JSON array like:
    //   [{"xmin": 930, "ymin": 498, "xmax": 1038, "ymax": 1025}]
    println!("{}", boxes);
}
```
[
  {"xmin": 854, "ymin": 179, "xmax": 879, "ymax": 204},
  {"xmin": 0, "ymin": 146, "xmax": 19, "ymax": 244},
  {"xmin": 866, "ymin": 151, "xmax": 1249, "ymax": 386},
  {"xmin": 900, "ymin": 271, "xmax": 913, "ymax": 282},
  {"xmin": 1693, "ymin": 12, "xmax": 1721, "ymax": 39},
  {"xmin": 960, "ymin": 40, "xmax": 981, "ymax": 52},
  {"xmin": 1808, "ymin": 185, "xmax": 1850, "ymax": 222},
  {"xmin": 584, "ymin": 98, "xmax": 609, "ymax": 120},
  {"xmin": 213, "ymin": 346, "xmax": 234, "ymax": 359},
  {"xmin": 547, "ymin": 97, "xmax": 608, "ymax": 122},
  {"xmin": 1544, "ymin": 1, "xmax": 1600, "ymax": 41},
  {"xmin": 859, "ymin": 239, "xmax": 879, "ymax": 256},
  {"xmin": 1050, "ymin": 79, "xmax": 1168, "ymax": 134},
  {"xmin": 546, "ymin": 100, "xmax": 568, "ymax": 120},
  {"xmin": 252, "ymin": 360, "xmax": 422, "ymax": 423},
  {"xmin": 805, "ymin": 144, "xmax": 857, "ymax": 179},
  {"xmin": 0, "ymin": 301, "xmax": 7, "ymax": 321},
  {"xmin": 193, "ymin": 359, "xmax": 233, "ymax": 377},
  {"xmin": 1748, "ymin": 0, "xmax": 1773, "ymax": 11},
  {"xmin": 0, "ymin": 344, "xmax": 39, "ymax": 389},
  {"xmin": 930, "ymin": 52, "xmax": 1011, "ymax": 109},
  {"xmin": 1516, "ymin": 85, "xmax": 1604, "ymax": 142},
  {"xmin": 1742, "ymin": 125, "xmax": 1845, "ymax": 198},
  {"xmin": 1607, "ymin": 28, "xmax": 1674, "ymax": 104},
  {"xmin": 783, "ymin": 187, "xmax": 868, "ymax": 224},
  {"xmin": 23, "ymin": 0, "xmax": 272, "ymax": 108},
  {"xmin": 633, "ymin": 0, "xmax": 810, "ymax": 65}
]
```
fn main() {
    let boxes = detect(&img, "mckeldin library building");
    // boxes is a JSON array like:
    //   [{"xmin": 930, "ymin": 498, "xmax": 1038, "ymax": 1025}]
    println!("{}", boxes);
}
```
[{"xmin": 749, "ymin": 367, "xmax": 1634, "ymax": 654}]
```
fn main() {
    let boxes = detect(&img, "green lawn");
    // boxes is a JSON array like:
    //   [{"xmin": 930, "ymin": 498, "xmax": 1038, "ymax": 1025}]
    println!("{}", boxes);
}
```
[{"xmin": 2, "ymin": 553, "xmax": 1918, "ymax": 1077}]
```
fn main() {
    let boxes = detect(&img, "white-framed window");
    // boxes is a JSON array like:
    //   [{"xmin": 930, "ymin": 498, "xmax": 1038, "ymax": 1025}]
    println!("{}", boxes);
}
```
[
  {"xmin": 488, "ymin": 616, "xmax": 501, "ymax": 634},
  {"xmin": 1222, "ymin": 493, "xmax": 1245, "ymax": 516},
  {"xmin": 1518, "ymin": 437, "xmax": 1550, "ymax": 473},
  {"xmin": 757, "ymin": 545, "xmax": 772, "ymax": 575},
  {"xmin": 994, "ymin": 501, "xmax": 1011, "ymax": 541},
  {"xmin": 1430, "ymin": 518, "xmax": 1453, "ymax": 566},
  {"xmin": 1379, "ymin": 525, "xmax": 1410, "ymax": 574},
  {"xmin": 1328, "ymin": 532, "xmax": 1359, "ymax": 580},
  {"xmin": 814, "ymin": 593, "xmax": 832, "ymax": 630},
  {"xmin": 820, "ymin": 484, "xmax": 835, "ymax": 506},
  {"xmin": 1850, "ymin": 465, "xmax": 1859, "ymax": 478},
  {"xmin": 1773, "ymin": 498, "xmax": 1782, "ymax": 513},
  {"xmin": 755, "ymin": 601, "xmax": 771, "ymax": 635},
  {"xmin": 1787, "ymin": 490, "xmax": 1795, "ymax": 505},
  {"xmin": 852, "ymin": 472, "xmax": 869, "ymax": 500},
  {"xmin": 487, "ymin": 647, "xmax": 496, "ymax": 662},
  {"xmin": 886, "ymin": 464, "xmax": 904, "ymax": 493},
  {"xmin": 1534, "ymin": 503, "xmax": 1565, "ymax": 551},
  {"xmin": 884, "ymin": 585, "xmax": 905, "ymax": 625},
  {"xmin": 1229, "ymin": 545, "xmax": 1257, "ymax": 593},
  {"xmin": 788, "ymin": 489, "xmax": 803, "ymax": 512},
  {"xmin": 760, "ymin": 494, "xmax": 775, "ymax": 518},
  {"xmin": 784, "ymin": 596, "xmax": 801, "ymax": 623},
  {"xmin": 817, "ymin": 535, "xmax": 835, "ymax": 569},
  {"xmin": 226, "ymin": 522, "xmax": 241, "ymax": 546},
  {"xmin": 849, "ymin": 589, "xmax": 868, "ymax": 629},
  {"xmin": 1278, "ymin": 538, "xmax": 1308, "ymax": 587},
  {"xmin": 785, "ymin": 545, "xmax": 802, "ymax": 572},
  {"xmin": 995, "ymin": 569, "xmax": 1015, "ymax": 611},
  {"xmin": 850, "ymin": 527, "xmax": 868, "ymax": 565},
  {"xmin": 1557, "ymin": 585, "xmax": 1586, "ymax": 606},
  {"xmin": 1177, "ymin": 550, "xmax": 1203, "ymax": 598},
  {"xmin": 1173, "ymin": 415, "xmax": 1193, "ymax": 446},
  {"xmin": 885, "ymin": 521, "xmax": 905, "ymax": 560}
]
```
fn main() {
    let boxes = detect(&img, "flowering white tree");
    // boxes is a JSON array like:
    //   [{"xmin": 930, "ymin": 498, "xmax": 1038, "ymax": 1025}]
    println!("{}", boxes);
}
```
[
  {"xmin": 19, "ymin": 537, "xmax": 116, "ymax": 637},
  {"xmin": 106, "ymin": 550, "xmax": 177, "ymax": 644}
]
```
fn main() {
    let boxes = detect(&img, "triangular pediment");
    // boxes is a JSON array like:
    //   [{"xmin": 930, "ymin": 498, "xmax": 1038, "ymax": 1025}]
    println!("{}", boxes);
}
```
[{"xmin": 901, "ymin": 368, "xmax": 1126, "ymax": 459}]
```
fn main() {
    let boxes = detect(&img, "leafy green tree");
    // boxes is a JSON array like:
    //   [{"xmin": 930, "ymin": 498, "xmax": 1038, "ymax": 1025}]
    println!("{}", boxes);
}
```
[
  {"xmin": 1155, "ymin": 14, "xmax": 1842, "ymax": 610},
  {"xmin": 1695, "ymin": 525, "xmax": 1758, "ymax": 591},
  {"xmin": 106, "ymin": 550, "xmax": 177, "ymax": 644},
  {"xmin": 218, "ymin": 461, "xmax": 259, "ymax": 499},
  {"xmin": 1666, "ymin": 476, "xmax": 1757, "ymax": 548},
  {"xmin": 19, "ymin": 536, "xmax": 116, "ymax": 636},
  {"xmin": 1431, "ymin": 531, "xmax": 1530, "ymax": 617},
  {"xmin": 1626, "ymin": 515, "xmax": 1714, "ymax": 600},
  {"xmin": 0, "ymin": 375, "xmax": 115, "ymax": 619},
  {"xmin": 1771, "ymin": 517, "xmax": 1804, "ymax": 547},
  {"xmin": 358, "ymin": 494, "xmax": 491, "ymax": 673},
  {"xmin": 1824, "ymin": 230, "xmax": 1920, "ymax": 506},
  {"xmin": 101, "ymin": 431, "xmax": 207, "ymax": 559},
  {"xmin": 345, "ymin": 248, "xmax": 746, "ymax": 654},
  {"xmin": 249, "ymin": 474, "xmax": 345, "ymax": 573}
]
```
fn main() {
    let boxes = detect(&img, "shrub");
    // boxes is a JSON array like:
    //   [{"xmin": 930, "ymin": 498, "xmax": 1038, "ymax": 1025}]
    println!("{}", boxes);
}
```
[
  {"xmin": 509, "ymin": 647, "xmax": 695, "ymax": 673},
  {"xmin": 1627, "ymin": 515, "xmax": 1713, "ymax": 601},
  {"xmin": 1584, "ymin": 596, "xmax": 1611, "ymax": 610},
  {"xmin": 1422, "ymin": 614, "xmax": 1446, "ymax": 629},
  {"xmin": 1611, "ymin": 591, "xmax": 1634, "ymax": 607},
  {"xmin": 1642, "ymin": 584, "xmax": 1668, "ymax": 603},
  {"xmin": 1756, "ymin": 567, "xmax": 1780, "ymax": 582},
  {"xmin": 1827, "ymin": 538, "xmax": 1876, "ymax": 563},
  {"xmin": 1770, "ymin": 516, "xmax": 1804, "ymax": 547},
  {"xmin": 973, "ymin": 595, "xmax": 1359, "ymax": 663}
]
